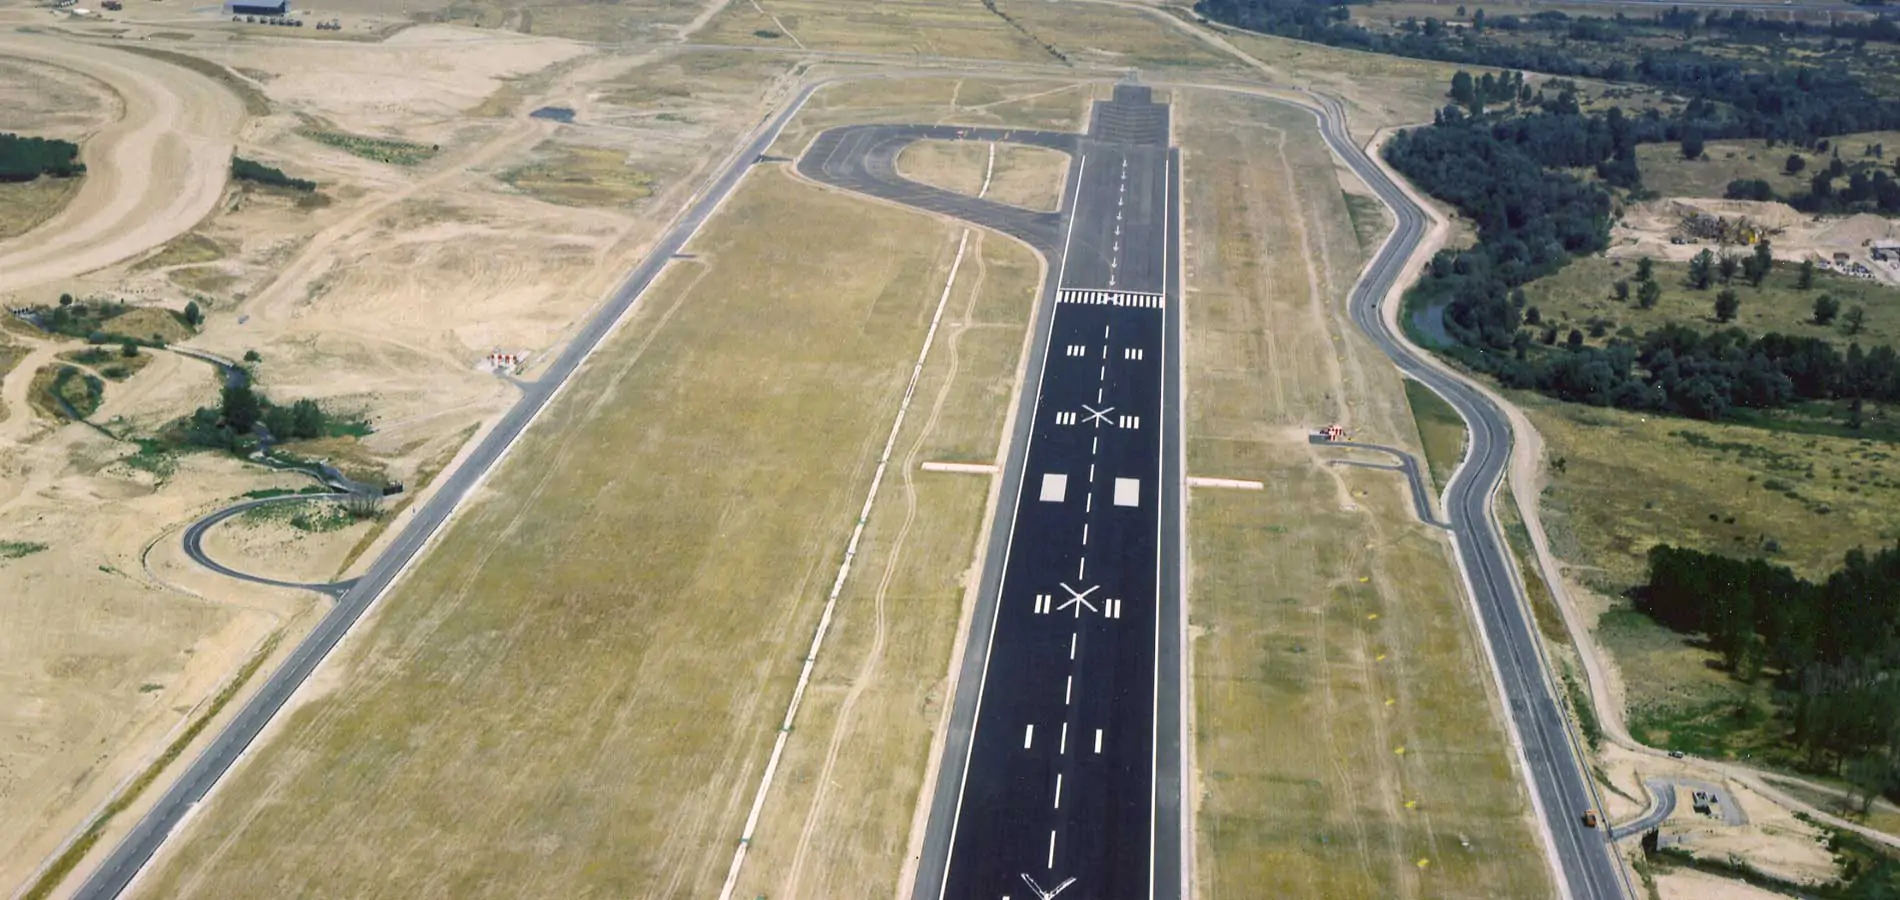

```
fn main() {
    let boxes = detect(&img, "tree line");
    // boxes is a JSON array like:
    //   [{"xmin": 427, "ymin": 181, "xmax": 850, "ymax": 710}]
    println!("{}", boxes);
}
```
[
  {"xmin": 0, "ymin": 132, "xmax": 84, "ymax": 182},
  {"xmin": 1640, "ymin": 543, "xmax": 1900, "ymax": 799},
  {"xmin": 1195, "ymin": 0, "xmax": 1900, "ymax": 145}
]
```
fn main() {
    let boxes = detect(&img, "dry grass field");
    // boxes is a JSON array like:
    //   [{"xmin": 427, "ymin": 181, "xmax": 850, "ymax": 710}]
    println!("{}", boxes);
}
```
[
  {"xmin": 132, "ymin": 159, "xmax": 1032, "ymax": 898},
  {"xmin": 0, "ymin": 179, "xmax": 83, "ymax": 241},
  {"xmin": 699, "ymin": 0, "xmax": 1049, "ymax": 62},
  {"xmin": 1178, "ymin": 88, "xmax": 1551, "ymax": 899},
  {"xmin": 1523, "ymin": 255, "xmax": 1900, "ymax": 352},
  {"xmin": 1637, "ymin": 130, "xmax": 1900, "ymax": 199},
  {"xmin": 896, "ymin": 138, "xmax": 1070, "ymax": 211},
  {"xmin": 730, "ymin": 223, "xmax": 1043, "ymax": 900},
  {"xmin": 1523, "ymin": 394, "xmax": 1900, "ymax": 760}
]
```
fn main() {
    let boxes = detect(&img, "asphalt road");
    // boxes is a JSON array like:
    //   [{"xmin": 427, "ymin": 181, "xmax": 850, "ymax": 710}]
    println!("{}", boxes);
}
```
[
  {"xmin": 69, "ymin": 78, "xmax": 832, "ymax": 900},
  {"xmin": 805, "ymin": 85, "xmax": 1185, "ymax": 900},
  {"xmin": 178, "ymin": 494, "xmax": 354, "ymax": 595},
  {"xmin": 1612, "ymin": 780, "xmax": 1679, "ymax": 839},
  {"xmin": 1298, "ymin": 90, "xmax": 1634, "ymax": 899},
  {"xmin": 1321, "ymin": 440, "xmax": 1448, "ymax": 529}
]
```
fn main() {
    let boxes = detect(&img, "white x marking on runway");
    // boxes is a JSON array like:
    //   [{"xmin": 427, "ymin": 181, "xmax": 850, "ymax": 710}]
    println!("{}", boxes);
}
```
[
  {"xmin": 1056, "ymin": 582, "xmax": 1099, "ymax": 617},
  {"xmin": 1081, "ymin": 404, "xmax": 1115, "ymax": 427}
]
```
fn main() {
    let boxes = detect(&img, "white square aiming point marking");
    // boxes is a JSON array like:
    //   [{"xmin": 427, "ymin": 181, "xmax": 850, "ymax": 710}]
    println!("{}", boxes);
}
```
[
  {"xmin": 1040, "ymin": 473, "xmax": 1068, "ymax": 503},
  {"xmin": 1114, "ymin": 477, "xmax": 1139, "ymax": 507}
]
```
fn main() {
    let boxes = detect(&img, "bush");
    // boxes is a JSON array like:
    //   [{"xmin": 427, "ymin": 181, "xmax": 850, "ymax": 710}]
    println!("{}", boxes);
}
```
[
  {"xmin": 230, "ymin": 156, "xmax": 316, "ymax": 192},
  {"xmin": 242, "ymin": 349, "xmax": 262, "ymax": 363},
  {"xmin": 0, "ymin": 132, "xmax": 84, "ymax": 181},
  {"xmin": 1813, "ymin": 294, "xmax": 1840, "ymax": 325},
  {"xmin": 120, "ymin": 341, "xmax": 139, "ymax": 358}
]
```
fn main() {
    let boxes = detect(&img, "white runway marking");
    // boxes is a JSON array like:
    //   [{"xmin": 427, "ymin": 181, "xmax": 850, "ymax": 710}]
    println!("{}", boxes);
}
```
[
  {"xmin": 1039, "ymin": 473, "xmax": 1068, "ymax": 502},
  {"xmin": 1095, "ymin": 729, "xmax": 1104, "ymax": 753},
  {"xmin": 1048, "ymin": 831, "xmax": 1057, "ymax": 869},
  {"xmin": 1060, "ymin": 721, "xmax": 1069, "ymax": 752},
  {"xmin": 1065, "ymin": 676, "xmax": 1072, "ymax": 705},
  {"xmin": 1081, "ymin": 523, "xmax": 1089, "ymax": 545},
  {"xmin": 1054, "ymin": 773, "xmax": 1064, "ymax": 809},
  {"xmin": 1025, "ymin": 724, "xmax": 1035, "ymax": 749},
  {"xmin": 1114, "ymin": 477, "xmax": 1140, "ymax": 508},
  {"xmin": 1069, "ymin": 632, "xmax": 1077, "ymax": 660}
]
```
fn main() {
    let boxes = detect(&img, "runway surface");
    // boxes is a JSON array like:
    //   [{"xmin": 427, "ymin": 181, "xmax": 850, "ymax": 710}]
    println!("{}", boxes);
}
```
[
  {"xmin": 69, "ymin": 77, "xmax": 835, "ymax": 900},
  {"xmin": 806, "ymin": 85, "xmax": 1186, "ymax": 900}
]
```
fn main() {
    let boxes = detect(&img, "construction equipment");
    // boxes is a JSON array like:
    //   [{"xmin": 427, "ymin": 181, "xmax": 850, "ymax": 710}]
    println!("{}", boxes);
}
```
[{"xmin": 1317, "ymin": 423, "xmax": 1346, "ymax": 442}]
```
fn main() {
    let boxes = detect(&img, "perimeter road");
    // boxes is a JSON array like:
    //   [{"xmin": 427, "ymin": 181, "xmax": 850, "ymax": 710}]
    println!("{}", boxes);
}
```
[{"xmin": 68, "ymin": 78, "xmax": 833, "ymax": 900}]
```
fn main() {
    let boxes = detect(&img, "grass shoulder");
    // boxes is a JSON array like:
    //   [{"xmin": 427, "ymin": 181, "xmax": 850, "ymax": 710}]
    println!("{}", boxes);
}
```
[{"xmin": 1401, "ymin": 377, "xmax": 1464, "ymax": 493}]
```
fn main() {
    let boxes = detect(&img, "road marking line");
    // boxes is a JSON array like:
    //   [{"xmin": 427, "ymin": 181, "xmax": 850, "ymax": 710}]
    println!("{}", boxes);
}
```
[
  {"xmin": 1085, "ymin": 493, "xmax": 1092, "ymax": 513},
  {"xmin": 1065, "ymin": 675, "xmax": 1072, "ymax": 705},
  {"xmin": 1077, "ymin": 557, "xmax": 1086, "ymax": 580},
  {"xmin": 1039, "ymin": 473, "xmax": 1068, "ymax": 503},
  {"xmin": 1048, "ymin": 830, "xmax": 1057, "ymax": 869},
  {"xmin": 1114, "ymin": 477, "xmax": 1140, "ymax": 508},
  {"xmin": 1054, "ymin": 773, "xmax": 1064, "ymax": 809},
  {"xmin": 1025, "ymin": 724, "xmax": 1034, "ymax": 749},
  {"xmin": 1098, "ymin": 365, "xmax": 1106, "ymax": 381},
  {"xmin": 1061, "ymin": 721, "xmax": 1069, "ymax": 753},
  {"xmin": 1088, "ymin": 464, "xmax": 1096, "ymax": 482},
  {"xmin": 1069, "ymin": 632, "xmax": 1077, "ymax": 660},
  {"xmin": 1091, "ymin": 436, "xmax": 1098, "ymax": 455},
  {"xmin": 1095, "ymin": 728, "xmax": 1103, "ymax": 753},
  {"xmin": 1081, "ymin": 523, "xmax": 1089, "ymax": 545}
]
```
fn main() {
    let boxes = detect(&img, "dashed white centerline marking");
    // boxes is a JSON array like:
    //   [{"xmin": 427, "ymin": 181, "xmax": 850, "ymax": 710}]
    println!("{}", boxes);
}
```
[
  {"xmin": 1098, "ymin": 365, "xmax": 1106, "ymax": 381},
  {"xmin": 1088, "ymin": 463, "xmax": 1096, "ymax": 482},
  {"xmin": 1060, "ymin": 721, "xmax": 1069, "ymax": 753},
  {"xmin": 1085, "ymin": 493, "xmax": 1092, "ymax": 513},
  {"xmin": 1081, "ymin": 523, "xmax": 1089, "ymax": 545},
  {"xmin": 1065, "ymin": 676, "xmax": 1072, "ymax": 705},
  {"xmin": 1024, "ymin": 724, "xmax": 1034, "ymax": 749},
  {"xmin": 1077, "ymin": 557, "xmax": 1086, "ymax": 580},
  {"xmin": 1069, "ymin": 632, "xmax": 1077, "ymax": 660},
  {"xmin": 1094, "ymin": 729, "xmax": 1103, "ymax": 753},
  {"xmin": 1048, "ymin": 830, "xmax": 1057, "ymax": 869},
  {"xmin": 1054, "ymin": 773, "xmax": 1064, "ymax": 809},
  {"xmin": 1096, "ymin": 386, "xmax": 1103, "ymax": 404}
]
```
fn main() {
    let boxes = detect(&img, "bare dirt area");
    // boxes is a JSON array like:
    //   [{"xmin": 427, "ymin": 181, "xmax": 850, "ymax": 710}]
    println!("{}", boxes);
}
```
[
  {"xmin": 1614, "ymin": 197, "xmax": 1900, "ymax": 286},
  {"xmin": 1178, "ymin": 88, "xmax": 1552, "ymax": 898},
  {"xmin": 896, "ymin": 138, "xmax": 1070, "ymax": 211},
  {"xmin": 0, "ymin": 33, "xmax": 245, "ymax": 298},
  {"xmin": 131, "ymin": 162, "xmax": 999, "ymax": 899},
  {"xmin": 1, "ymin": 30, "xmax": 803, "ymax": 896}
]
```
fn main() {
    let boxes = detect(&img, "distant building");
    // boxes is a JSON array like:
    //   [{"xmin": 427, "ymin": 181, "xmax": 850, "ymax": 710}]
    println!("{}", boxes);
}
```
[{"xmin": 226, "ymin": 0, "xmax": 288, "ymax": 15}]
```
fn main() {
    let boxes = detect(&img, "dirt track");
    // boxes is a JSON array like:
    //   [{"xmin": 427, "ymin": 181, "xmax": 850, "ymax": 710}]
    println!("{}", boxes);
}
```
[{"xmin": 0, "ymin": 33, "xmax": 244, "ymax": 297}]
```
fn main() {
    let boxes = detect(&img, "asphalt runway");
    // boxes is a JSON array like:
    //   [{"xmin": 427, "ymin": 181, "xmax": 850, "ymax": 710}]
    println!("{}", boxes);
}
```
[{"xmin": 805, "ymin": 85, "xmax": 1185, "ymax": 900}]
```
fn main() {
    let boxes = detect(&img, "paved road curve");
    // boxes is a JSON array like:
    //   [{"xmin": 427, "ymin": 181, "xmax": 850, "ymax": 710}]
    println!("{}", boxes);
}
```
[
  {"xmin": 69, "ymin": 78, "xmax": 833, "ymax": 900},
  {"xmin": 1295, "ymin": 90, "xmax": 1634, "ymax": 899}
]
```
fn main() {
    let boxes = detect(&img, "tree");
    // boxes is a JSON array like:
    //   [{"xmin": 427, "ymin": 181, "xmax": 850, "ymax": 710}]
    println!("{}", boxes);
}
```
[
  {"xmin": 1814, "ymin": 294, "xmax": 1840, "ymax": 325},
  {"xmin": 1786, "ymin": 153, "xmax": 1807, "ymax": 175},
  {"xmin": 119, "ymin": 340, "xmax": 138, "ymax": 358},
  {"xmin": 219, "ymin": 384, "xmax": 261, "ymax": 434},
  {"xmin": 182, "ymin": 300, "xmax": 203, "ymax": 329},
  {"xmin": 1614, "ymin": 280, "xmax": 1630, "ymax": 301},
  {"xmin": 1750, "ymin": 240, "xmax": 1773, "ymax": 286},
  {"xmin": 1718, "ymin": 253, "xmax": 1740, "ymax": 284},
  {"xmin": 1524, "ymin": 306, "xmax": 1542, "ymax": 325},
  {"xmin": 1682, "ymin": 129, "xmax": 1705, "ymax": 161},
  {"xmin": 1844, "ymin": 305, "xmax": 1867, "ymax": 335},
  {"xmin": 1689, "ymin": 249, "xmax": 1715, "ymax": 289},
  {"xmin": 1715, "ymin": 288, "xmax": 1741, "ymax": 322},
  {"xmin": 1567, "ymin": 328, "xmax": 1585, "ymax": 350},
  {"xmin": 289, "ymin": 398, "xmax": 326, "ymax": 439},
  {"xmin": 58, "ymin": 293, "xmax": 73, "ymax": 307},
  {"xmin": 243, "ymin": 349, "xmax": 262, "ymax": 363},
  {"xmin": 1638, "ymin": 279, "xmax": 1662, "ymax": 309},
  {"xmin": 1637, "ymin": 256, "xmax": 1655, "ymax": 283},
  {"xmin": 1798, "ymin": 258, "xmax": 1815, "ymax": 289},
  {"xmin": 1450, "ymin": 70, "xmax": 1475, "ymax": 106}
]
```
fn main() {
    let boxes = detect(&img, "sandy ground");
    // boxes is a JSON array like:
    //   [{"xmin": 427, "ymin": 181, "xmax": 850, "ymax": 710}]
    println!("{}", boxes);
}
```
[
  {"xmin": 0, "ymin": 23, "xmax": 795, "ymax": 896},
  {"xmin": 0, "ymin": 32, "xmax": 244, "ymax": 298},
  {"xmin": 1614, "ymin": 197, "xmax": 1900, "ymax": 285},
  {"xmin": 1654, "ymin": 866, "xmax": 1800, "ymax": 900}
]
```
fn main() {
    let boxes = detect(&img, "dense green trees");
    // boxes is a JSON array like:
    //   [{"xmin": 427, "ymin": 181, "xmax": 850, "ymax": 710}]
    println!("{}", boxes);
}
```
[
  {"xmin": 1640, "ymin": 543, "xmax": 1900, "ymax": 789},
  {"xmin": 230, "ymin": 156, "xmax": 316, "ymax": 192},
  {"xmin": 0, "ymin": 133, "xmax": 83, "ymax": 181}
]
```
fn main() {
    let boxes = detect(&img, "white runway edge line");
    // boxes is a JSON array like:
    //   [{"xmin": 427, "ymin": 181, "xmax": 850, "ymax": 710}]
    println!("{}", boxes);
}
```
[{"xmin": 715, "ymin": 228, "xmax": 973, "ymax": 900}]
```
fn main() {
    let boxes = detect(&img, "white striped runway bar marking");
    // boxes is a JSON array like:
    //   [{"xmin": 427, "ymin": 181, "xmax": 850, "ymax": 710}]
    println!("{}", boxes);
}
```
[
  {"xmin": 1034, "ymin": 593, "xmax": 1052, "ymax": 614},
  {"xmin": 1056, "ymin": 288, "xmax": 1165, "ymax": 309},
  {"xmin": 1055, "ymin": 410, "xmax": 1077, "ymax": 426},
  {"xmin": 1117, "ymin": 414, "xmax": 1141, "ymax": 430}
]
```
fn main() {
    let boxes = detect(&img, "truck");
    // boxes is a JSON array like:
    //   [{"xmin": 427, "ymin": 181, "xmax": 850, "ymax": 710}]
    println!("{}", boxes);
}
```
[{"xmin": 1581, "ymin": 809, "xmax": 1600, "ymax": 829}]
